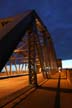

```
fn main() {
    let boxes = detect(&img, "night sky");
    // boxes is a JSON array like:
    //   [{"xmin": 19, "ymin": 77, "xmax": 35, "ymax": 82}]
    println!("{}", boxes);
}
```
[{"xmin": 0, "ymin": 0, "xmax": 72, "ymax": 60}]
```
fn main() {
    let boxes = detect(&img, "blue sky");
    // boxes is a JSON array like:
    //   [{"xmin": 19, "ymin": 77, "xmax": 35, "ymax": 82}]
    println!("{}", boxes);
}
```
[{"xmin": 0, "ymin": 0, "xmax": 72, "ymax": 60}]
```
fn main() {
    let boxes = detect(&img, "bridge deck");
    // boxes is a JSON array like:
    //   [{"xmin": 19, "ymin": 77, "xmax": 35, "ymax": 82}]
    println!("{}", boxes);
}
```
[{"xmin": 0, "ymin": 71, "xmax": 72, "ymax": 108}]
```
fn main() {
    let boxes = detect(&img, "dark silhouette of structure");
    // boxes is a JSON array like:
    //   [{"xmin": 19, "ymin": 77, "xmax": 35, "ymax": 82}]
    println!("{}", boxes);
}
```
[{"xmin": 0, "ymin": 10, "xmax": 58, "ymax": 86}]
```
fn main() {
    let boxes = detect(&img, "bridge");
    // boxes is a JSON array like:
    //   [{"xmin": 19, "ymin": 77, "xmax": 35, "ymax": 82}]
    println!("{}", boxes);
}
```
[{"xmin": 0, "ymin": 10, "xmax": 72, "ymax": 108}]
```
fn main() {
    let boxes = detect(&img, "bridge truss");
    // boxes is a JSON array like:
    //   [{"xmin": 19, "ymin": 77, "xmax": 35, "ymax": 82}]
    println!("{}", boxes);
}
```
[{"xmin": 0, "ymin": 10, "xmax": 58, "ymax": 86}]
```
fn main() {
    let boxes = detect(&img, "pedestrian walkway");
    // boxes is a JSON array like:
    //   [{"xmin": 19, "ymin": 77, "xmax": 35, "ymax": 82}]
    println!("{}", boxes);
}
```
[
  {"xmin": 0, "ymin": 71, "xmax": 72, "ymax": 108},
  {"xmin": 15, "ymin": 71, "xmax": 72, "ymax": 108}
]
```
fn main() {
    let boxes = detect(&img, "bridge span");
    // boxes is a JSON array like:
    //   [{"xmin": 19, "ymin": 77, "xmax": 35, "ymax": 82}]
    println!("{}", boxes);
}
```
[{"xmin": 0, "ymin": 10, "xmax": 72, "ymax": 108}]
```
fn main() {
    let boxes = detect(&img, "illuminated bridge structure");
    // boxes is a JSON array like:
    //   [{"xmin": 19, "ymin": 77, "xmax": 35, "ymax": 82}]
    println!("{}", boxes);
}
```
[{"xmin": 0, "ymin": 10, "xmax": 58, "ymax": 86}]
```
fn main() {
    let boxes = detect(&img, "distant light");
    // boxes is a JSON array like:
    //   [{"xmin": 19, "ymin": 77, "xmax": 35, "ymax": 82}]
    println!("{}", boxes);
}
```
[
  {"xmin": 58, "ymin": 67, "xmax": 61, "ymax": 72},
  {"xmin": 62, "ymin": 60, "xmax": 72, "ymax": 69}
]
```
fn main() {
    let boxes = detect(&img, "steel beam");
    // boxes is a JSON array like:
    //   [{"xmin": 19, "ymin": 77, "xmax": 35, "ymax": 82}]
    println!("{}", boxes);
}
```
[
  {"xmin": 0, "ymin": 11, "xmax": 33, "ymax": 72},
  {"xmin": 28, "ymin": 29, "xmax": 37, "ymax": 86},
  {"xmin": 31, "ymin": 19, "xmax": 46, "ymax": 78},
  {"xmin": 42, "ymin": 31, "xmax": 58, "ymax": 74}
]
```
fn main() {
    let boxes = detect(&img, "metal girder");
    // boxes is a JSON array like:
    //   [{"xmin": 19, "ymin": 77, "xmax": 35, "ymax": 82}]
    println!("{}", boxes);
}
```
[
  {"xmin": 0, "ymin": 10, "xmax": 58, "ymax": 82},
  {"xmin": 32, "ymin": 19, "xmax": 47, "ymax": 78},
  {"xmin": 28, "ymin": 29, "xmax": 37, "ymax": 86},
  {"xmin": 42, "ymin": 31, "xmax": 58, "ymax": 74},
  {"xmin": 41, "ymin": 31, "xmax": 51, "ymax": 69},
  {"xmin": 33, "ymin": 33, "xmax": 46, "ymax": 78},
  {"xmin": 0, "ymin": 11, "xmax": 33, "ymax": 72}
]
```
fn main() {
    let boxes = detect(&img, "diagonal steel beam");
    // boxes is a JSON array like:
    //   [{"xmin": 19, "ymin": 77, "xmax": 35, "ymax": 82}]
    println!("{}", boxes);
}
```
[{"xmin": 0, "ymin": 11, "xmax": 33, "ymax": 72}]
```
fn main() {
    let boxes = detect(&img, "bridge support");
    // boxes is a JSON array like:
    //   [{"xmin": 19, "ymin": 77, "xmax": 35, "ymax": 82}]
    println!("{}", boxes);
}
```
[
  {"xmin": 28, "ymin": 30, "xmax": 37, "ymax": 86},
  {"xmin": 42, "ymin": 31, "xmax": 58, "ymax": 74},
  {"xmin": 0, "ymin": 10, "xmax": 58, "ymax": 83}
]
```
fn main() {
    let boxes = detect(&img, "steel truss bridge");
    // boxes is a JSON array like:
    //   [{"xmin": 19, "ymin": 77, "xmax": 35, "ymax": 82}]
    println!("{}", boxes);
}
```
[{"xmin": 0, "ymin": 10, "xmax": 58, "ymax": 86}]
